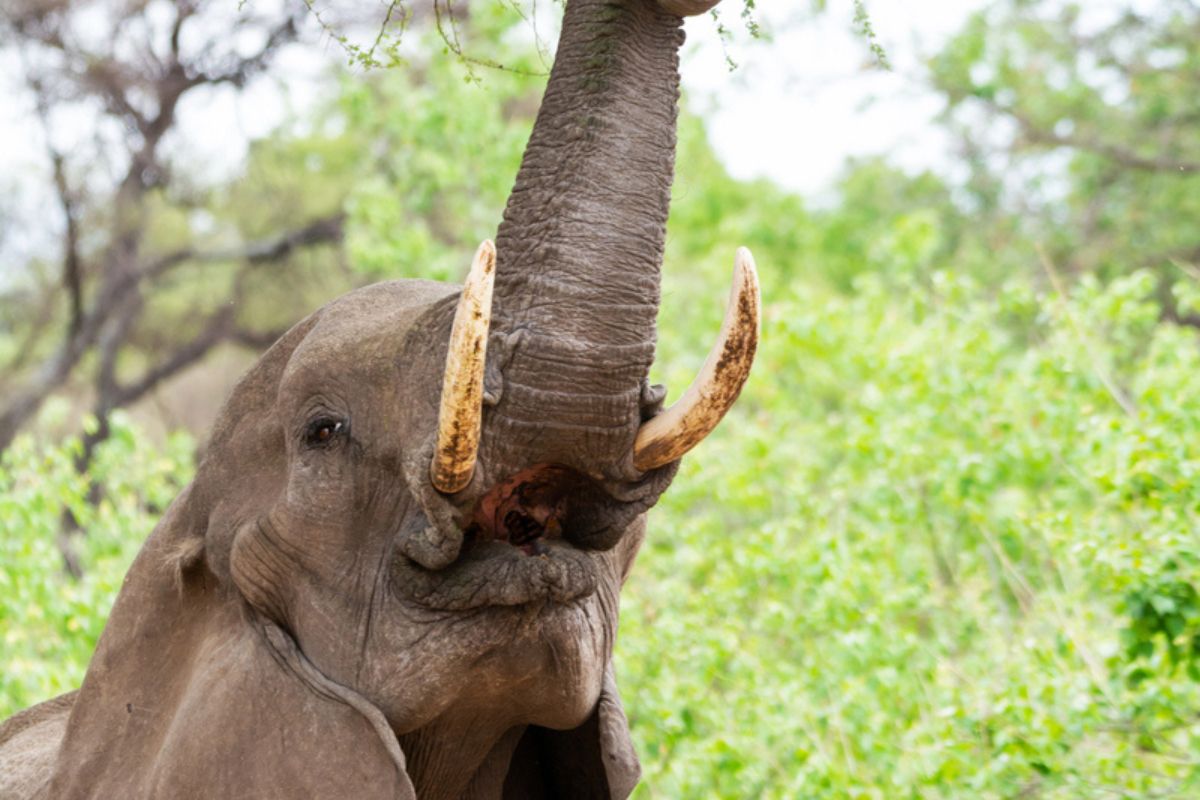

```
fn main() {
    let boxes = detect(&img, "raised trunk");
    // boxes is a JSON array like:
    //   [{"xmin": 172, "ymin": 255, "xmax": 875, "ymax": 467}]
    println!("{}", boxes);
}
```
[{"xmin": 489, "ymin": 0, "xmax": 684, "ymax": 476}]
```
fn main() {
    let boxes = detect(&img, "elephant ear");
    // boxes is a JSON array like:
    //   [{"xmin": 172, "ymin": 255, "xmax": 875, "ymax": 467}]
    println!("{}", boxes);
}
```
[
  {"xmin": 503, "ymin": 664, "xmax": 640, "ymax": 799},
  {"xmin": 40, "ymin": 308, "xmax": 422, "ymax": 800}
]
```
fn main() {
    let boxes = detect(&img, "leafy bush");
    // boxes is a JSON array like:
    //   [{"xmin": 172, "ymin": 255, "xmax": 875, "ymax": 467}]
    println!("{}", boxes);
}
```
[
  {"xmin": 0, "ymin": 412, "xmax": 193, "ymax": 715},
  {"xmin": 619, "ymin": 261, "xmax": 1200, "ymax": 797}
]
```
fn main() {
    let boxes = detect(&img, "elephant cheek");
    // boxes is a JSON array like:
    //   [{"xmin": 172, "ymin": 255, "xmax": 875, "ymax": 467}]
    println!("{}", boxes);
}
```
[{"xmin": 229, "ymin": 518, "xmax": 294, "ymax": 625}]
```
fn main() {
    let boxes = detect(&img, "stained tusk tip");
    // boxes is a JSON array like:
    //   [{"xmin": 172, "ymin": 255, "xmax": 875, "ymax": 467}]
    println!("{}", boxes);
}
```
[
  {"xmin": 631, "ymin": 247, "xmax": 762, "ymax": 472},
  {"xmin": 430, "ymin": 240, "xmax": 497, "ymax": 494}
]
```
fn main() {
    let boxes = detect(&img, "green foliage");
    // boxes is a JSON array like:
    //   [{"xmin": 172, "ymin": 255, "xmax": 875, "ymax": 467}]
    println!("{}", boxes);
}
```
[
  {"xmin": 0, "ymin": 410, "xmax": 194, "ymax": 716},
  {"xmin": 621, "ymin": 259, "xmax": 1200, "ymax": 796},
  {"xmin": 338, "ymin": 2, "xmax": 544, "ymax": 284},
  {"xmin": 300, "ymin": 0, "xmax": 766, "ymax": 74},
  {"xmin": 929, "ymin": 0, "xmax": 1200, "ymax": 284},
  {"xmin": 851, "ymin": 0, "xmax": 889, "ymax": 70}
]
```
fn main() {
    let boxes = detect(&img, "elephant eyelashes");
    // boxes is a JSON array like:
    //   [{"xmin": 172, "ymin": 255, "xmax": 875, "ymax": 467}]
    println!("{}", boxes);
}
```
[{"xmin": 304, "ymin": 417, "xmax": 347, "ymax": 448}]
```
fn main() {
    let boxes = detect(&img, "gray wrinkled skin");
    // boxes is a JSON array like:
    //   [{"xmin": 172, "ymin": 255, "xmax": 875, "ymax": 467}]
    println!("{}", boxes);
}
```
[{"xmin": 0, "ymin": 0, "xmax": 730, "ymax": 797}]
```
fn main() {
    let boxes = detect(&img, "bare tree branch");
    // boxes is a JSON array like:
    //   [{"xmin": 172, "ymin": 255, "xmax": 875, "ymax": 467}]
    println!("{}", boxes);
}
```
[
  {"xmin": 1024, "ymin": 125, "xmax": 1200, "ymax": 174},
  {"xmin": 110, "ymin": 305, "xmax": 236, "ymax": 409},
  {"xmin": 50, "ymin": 150, "xmax": 85, "ymax": 337},
  {"xmin": 230, "ymin": 325, "xmax": 292, "ymax": 350},
  {"xmin": 26, "ymin": 76, "xmax": 87, "ymax": 339},
  {"xmin": 0, "ymin": 321, "xmax": 98, "ymax": 450},
  {"xmin": 982, "ymin": 98, "xmax": 1200, "ymax": 174},
  {"xmin": 0, "ymin": 0, "xmax": 339, "ymax": 458},
  {"xmin": 143, "ymin": 214, "xmax": 345, "ymax": 279}
]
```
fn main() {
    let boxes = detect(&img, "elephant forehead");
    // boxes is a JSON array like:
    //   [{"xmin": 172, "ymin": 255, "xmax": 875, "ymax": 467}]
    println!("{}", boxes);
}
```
[{"xmin": 284, "ymin": 279, "xmax": 457, "ymax": 381}]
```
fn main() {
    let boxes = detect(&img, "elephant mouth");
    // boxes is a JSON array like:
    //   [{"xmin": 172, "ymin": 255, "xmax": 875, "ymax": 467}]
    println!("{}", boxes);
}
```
[
  {"xmin": 464, "ymin": 464, "xmax": 591, "ymax": 554},
  {"xmin": 394, "ymin": 539, "xmax": 600, "ymax": 611},
  {"xmin": 394, "ymin": 464, "xmax": 617, "ymax": 611}
]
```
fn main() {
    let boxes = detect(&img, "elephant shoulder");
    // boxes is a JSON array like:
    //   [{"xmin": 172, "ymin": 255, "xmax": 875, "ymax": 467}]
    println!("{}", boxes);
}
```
[{"xmin": 0, "ymin": 691, "xmax": 77, "ymax": 800}]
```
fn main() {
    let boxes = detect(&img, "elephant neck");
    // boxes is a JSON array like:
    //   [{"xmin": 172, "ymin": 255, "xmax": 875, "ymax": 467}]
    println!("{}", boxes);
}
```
[
  {"xmin": 42, "ymin": 512, "xmax": 410, "ymax": 797},
  {"xmin": 399, "ymin": 720, "xmax": 526, "ymax": 800}
]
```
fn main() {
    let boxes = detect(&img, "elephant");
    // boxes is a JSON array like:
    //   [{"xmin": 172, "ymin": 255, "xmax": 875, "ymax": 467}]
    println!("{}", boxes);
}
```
[{"xmin": 0, "ymin": 0, "xmax": 759, "ymax": 797}]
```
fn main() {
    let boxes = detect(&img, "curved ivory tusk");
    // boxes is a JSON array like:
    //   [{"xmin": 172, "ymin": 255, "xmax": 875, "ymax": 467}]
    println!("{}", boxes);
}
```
[
  {"xmin": 633, "ymin": 247, "xmax": 760, "ymax": 471},
  {"xmin": 430, "ymin": 241, "xmax": 496, "ymax": 494},
  {"xmin": 658, "ymin": 0, "xmax": 723, "ymax": 16}
]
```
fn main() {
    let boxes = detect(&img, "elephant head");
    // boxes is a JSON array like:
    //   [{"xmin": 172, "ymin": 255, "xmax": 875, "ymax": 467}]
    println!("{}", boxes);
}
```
[{"xmin": 21, "ymin": 1, "xmax": 760, "ymax": 797}]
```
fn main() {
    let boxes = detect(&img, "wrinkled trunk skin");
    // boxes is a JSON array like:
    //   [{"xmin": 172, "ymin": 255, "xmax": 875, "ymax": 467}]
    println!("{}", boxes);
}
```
[{"xmin": 486, "ymin": 0, "xmax": 684, "ymax": 480}]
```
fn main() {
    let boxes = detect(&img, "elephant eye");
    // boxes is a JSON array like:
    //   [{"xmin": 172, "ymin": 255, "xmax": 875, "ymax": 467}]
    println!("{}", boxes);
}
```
[{"xmin": 304, "ymin": 417, "xmax": 347, "ymax": 449}]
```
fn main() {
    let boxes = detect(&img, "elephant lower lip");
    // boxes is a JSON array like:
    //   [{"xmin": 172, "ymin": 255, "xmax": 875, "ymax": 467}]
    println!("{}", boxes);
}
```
[{"xmin": 393, "ymin": 539, "xmax": 598, "ymax": 611}]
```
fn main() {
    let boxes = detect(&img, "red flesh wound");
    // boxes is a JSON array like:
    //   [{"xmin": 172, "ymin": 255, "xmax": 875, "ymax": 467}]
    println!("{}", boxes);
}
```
[{"xmin": 468, "ymin": 464, "xmax": 583, "ymax": 553}]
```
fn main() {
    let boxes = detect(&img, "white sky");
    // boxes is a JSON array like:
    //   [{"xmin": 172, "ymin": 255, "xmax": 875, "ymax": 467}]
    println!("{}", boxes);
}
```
[
  {"xmin": 0, "ymin": 0, "xmax": 988, "ymax": 272},
  {"xmin": 681, "ymin": 0, "xmax": 989, "ymax": 195}
]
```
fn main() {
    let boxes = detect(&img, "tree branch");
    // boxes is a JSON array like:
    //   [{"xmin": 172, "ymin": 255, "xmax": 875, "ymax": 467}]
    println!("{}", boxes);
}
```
[
  {"xmin": 988, "ymin": 99, "xmax": 1200, "ymax": 174},
  {"xmin": 110, "ymin": 305, "xmax": 237, "ymax": 409},
  {"xmin": 229, "ymin": 326, "xmax": 291, "ymax": 350},
  {"xmin": 1025, "ymin": 125, "xmax": 1200, "ymax": 173},
  {"xmin": 20, "ymin": 49, "xmax": 86, "ymax": 338},
  {"xmin": 50, "ymin": 150, "xmax": 85, "ymax": 337},
  {"xmin": 0, "ymin": 1, "xmax": 339, "ymax": 456},
  {"xmin": 142, "ymin": 213, "xmax": 345, "ymax": 279}
]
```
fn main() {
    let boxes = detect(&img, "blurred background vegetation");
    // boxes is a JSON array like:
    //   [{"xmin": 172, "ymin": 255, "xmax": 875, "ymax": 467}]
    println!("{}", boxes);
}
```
[{"xmin": 2, "ymin": 0, "xmax": 1200, "ymax": 796}]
